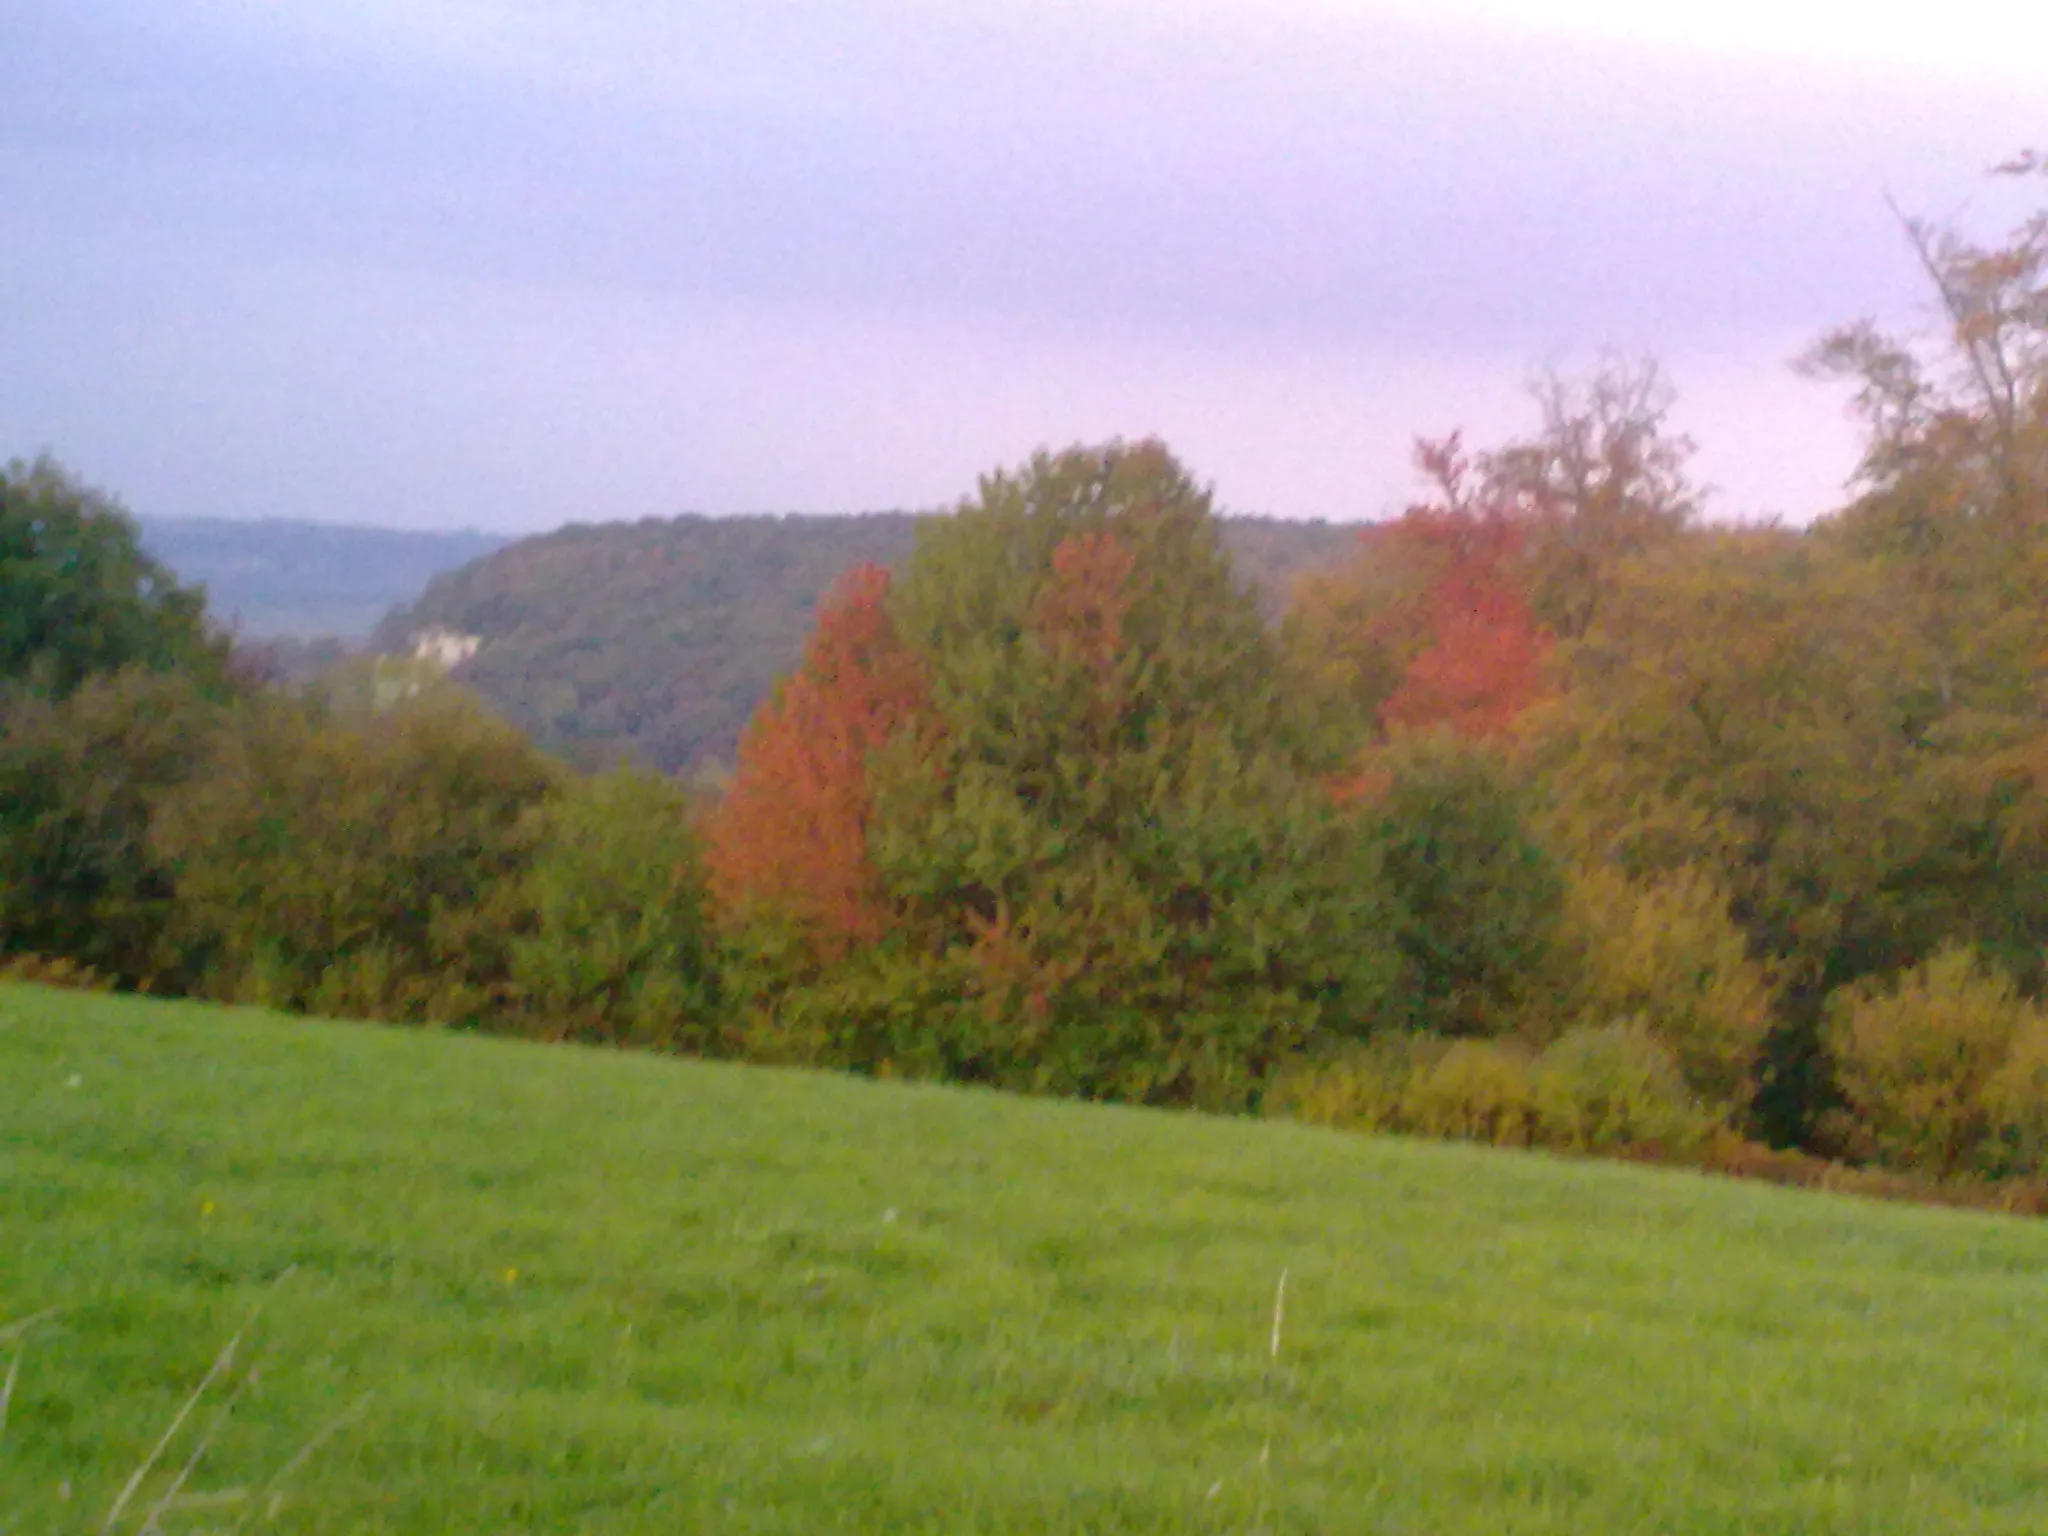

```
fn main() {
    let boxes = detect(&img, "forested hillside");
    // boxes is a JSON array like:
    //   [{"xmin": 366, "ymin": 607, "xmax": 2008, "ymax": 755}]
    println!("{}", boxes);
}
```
[{"xmin": 373, "ymin": 513, "xmax": 1359, "ymax": 773}]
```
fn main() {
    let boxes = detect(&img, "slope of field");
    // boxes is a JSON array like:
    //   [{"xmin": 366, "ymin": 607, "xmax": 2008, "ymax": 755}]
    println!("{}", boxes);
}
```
[
  {"xmin": 371, "ymin": 513, "xmax": 1362, "ymax": 773},
  {"xmin": 6, "ymin": 985, "xmax": 2046, "ymax": 1534}
]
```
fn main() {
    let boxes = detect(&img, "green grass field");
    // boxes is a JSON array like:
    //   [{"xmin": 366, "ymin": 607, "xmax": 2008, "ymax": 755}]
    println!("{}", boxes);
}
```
[{"xmin": 5, "ymin": 984, "xmax": 2048, "ymax": 1533}]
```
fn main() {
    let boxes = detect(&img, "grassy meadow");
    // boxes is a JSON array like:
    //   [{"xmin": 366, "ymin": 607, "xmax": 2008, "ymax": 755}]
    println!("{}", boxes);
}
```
[{"xmin": 5, "ymin": 983, "xmax": 2048, "ymax": 1533}]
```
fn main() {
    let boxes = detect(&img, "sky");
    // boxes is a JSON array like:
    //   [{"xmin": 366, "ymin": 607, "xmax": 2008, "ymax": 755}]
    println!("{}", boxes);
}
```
[{"xmin": 3, "ymin": 1, "xmax": 2044, "ymax": 532}]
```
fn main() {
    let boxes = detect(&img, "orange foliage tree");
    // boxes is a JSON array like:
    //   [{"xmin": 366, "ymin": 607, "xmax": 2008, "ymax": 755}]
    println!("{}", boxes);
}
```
[
  {"xmin": 704, "ymin": 564, "xmax": 931, "ymax": 958},
  {"xmin": 1375, "ymin": 512, "xmax": 1552, "ymax": 740},
  {"xmin": 1293, "ymin": 357, "xmax": 1705, "ymax": 770},
  {"xmin": 1310, "ymin": 435, "xmax": 1553, "ymax": 767}
]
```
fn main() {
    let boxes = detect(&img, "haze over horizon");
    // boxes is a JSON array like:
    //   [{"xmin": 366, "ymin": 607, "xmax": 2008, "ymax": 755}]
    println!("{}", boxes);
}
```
[{"xmin": 5, "ymin": 0, "xmax": 2044, "ymax": 533}]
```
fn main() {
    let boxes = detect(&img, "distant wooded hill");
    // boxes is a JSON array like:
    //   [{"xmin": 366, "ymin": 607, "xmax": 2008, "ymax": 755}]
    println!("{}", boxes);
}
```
[
  {"xmin": 137, "ymin": 517, "xmax": 510, "ymax": 640},
  {"xmin": 373, "ymin": 513, "xmax": 1363, "ymax": 774}
]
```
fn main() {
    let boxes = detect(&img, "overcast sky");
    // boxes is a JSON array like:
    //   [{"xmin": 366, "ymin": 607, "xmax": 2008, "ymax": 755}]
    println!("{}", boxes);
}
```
[{"xmin": 4, "ymin": 1, "xmax": 2044, "ymax": 531}]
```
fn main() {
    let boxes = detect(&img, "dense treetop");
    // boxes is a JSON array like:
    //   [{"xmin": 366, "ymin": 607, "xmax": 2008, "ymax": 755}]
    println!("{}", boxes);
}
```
[{"xmin": 1, "ymin": 457, "xmax": 228, "ymax": 698}]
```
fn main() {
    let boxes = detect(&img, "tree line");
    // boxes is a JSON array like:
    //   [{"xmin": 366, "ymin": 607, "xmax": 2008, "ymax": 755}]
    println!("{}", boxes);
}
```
[{"xmin": 4, "ymin": 160, "xmax": 2045, "ymax": 1199}]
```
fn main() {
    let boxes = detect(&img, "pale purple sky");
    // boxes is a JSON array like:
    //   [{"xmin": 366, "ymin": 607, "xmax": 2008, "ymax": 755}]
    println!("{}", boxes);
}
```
[{"xmin": 4, "ymin": 0, "xmax": 2043, "ymax": 531}]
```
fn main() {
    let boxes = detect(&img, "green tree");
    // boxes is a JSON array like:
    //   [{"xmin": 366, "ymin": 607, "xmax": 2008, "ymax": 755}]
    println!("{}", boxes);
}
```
[
  {"xmin": 0, "ymin": 668, "xmax": 228, "ymax": 985},
  {"xmin": 0, "ymin": 456, "xmax": 227, "ymax": 696},
  {"xmin": 1536, "ymin": 531, "xmax": 1934, "ymax": 975},
  {"xmin": 1530, "ymin": 511, "xmax": 2048, "ymax": 1141},
  {"xmin": 838, "ymin": 442, "xmax": 1401, "ymax": 1107},
  {"xmin": 1353, "ymin": 732, "xmax": 1564, "ymax": 1039},
  {"xmin": 1531, "ymin": 530, "xmax": 1940, "ymax": 1134},
  {"xmin": 508, "ymin": 766, "xmax": 719, "ymax": 1048},
  {"xmin": 154, "ymin": 690, "xmax": 564, "ymax": 1022},
  {"xmin": 1794, "ymin": 163, "xmax": 2048, "ymax": 997}
]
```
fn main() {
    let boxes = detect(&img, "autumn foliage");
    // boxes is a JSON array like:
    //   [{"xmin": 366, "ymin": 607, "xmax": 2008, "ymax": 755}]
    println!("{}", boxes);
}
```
[
  {"xmin": 726, "ymin": 442, "xmax": 1408, "ymax": 1107},
  {"xmin": 9, "ymin": 160, "xmax": 2048, "ymax": 1204},
  {"xmin": 704, "ymin": 563, "xmax": 931, "ymax": 960},
  {"xmin": 1297, "ymin": 435, "xmax": 1557, "ymax": 778},
  {"xmin": 1372, "ymin": 503, "xmax": 1552, "ymax": 740},
  {"xmin": 1032, "ymin": 530, "xmax": 1137, "ymax": 684}
]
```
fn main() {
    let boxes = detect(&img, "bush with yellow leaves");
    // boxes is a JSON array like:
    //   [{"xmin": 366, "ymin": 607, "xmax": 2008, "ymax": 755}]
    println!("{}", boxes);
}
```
[
  {"xmin": 1823, "ymin": 946, "xmax": 2041, "ymax": 1177},
  {"xmin": 1534, "ymin": 864, "xmax": 1775, "ymax": 1116},
  {"xmin": 1400, "ymin": 1039, "xmax": 1538, "ymax": 1147},
  {"xmin": 1530, "ymin": 1022, "xmax": 1709, "ymax": 1156}
]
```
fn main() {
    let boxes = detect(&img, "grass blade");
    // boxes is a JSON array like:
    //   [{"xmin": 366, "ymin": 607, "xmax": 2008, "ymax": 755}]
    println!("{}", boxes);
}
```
[
  {"xmin": 98, "ymin": 1269, "xmax": 295, "ymax": 1536},
  {"xmin": 137, "ymin": 1365, "xmax": 261, "ymax": 1536},
  {"xmin": 235, "ymin": 1391, "xmax": 376, "ymax": 1531},
  {"xmin": 0, "ymin": 1343, "xmax": 21, "ymax": 1442},
  {"xmin": 0, "ymin": 1306, "xmax": 64, "ymax": 1346}
]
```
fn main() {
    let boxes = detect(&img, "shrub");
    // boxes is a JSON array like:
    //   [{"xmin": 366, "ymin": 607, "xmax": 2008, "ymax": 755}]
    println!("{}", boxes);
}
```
[
  {"xmin": 508, "ymin": 766, "xmax": 719, "ymax": 1049},
  {"xmin": 0, "ymin": 668, "xmax": 229, "ymax": 987},
  {"xmin": 1822, "ymin": 945, "xmax": 2032, "ymax": 1177},
  {"xmin": 1355, "ymin": 733, "xmax": 1564, "ymax": 1037},
  {"xmin": 722, "ymin": 943, "xmax": 983, "ymax": 1078},
  {"xmin": 1531, "ymin": 1022, "xmax": 1706, "ymax": 1155},
  {"xmin": 1540, "ymin": 864, "xmax": 1776, "ymax": 1113},
  {"xmin": 1263, "ymin": 1035, "xmax": 1445, "ymax": 1133},
  {"xmin": 1400, "ymin": 1039, "xmax": 1537, "ymax": 1146},
  {"xmin": 0, "ymin": 953, "xmax": 113, "ymax": 992},
  {"xmin": 1980, "ymin": 1015, "xmax": 2048, "ymax": 1177},
  {"xmin": 1268, "ymin": 1034, "xmax": 1538, "ymax": 1146},
  {"xmin": 154, "ymin": 690, "xmax": 564, "ymax": 1024}
]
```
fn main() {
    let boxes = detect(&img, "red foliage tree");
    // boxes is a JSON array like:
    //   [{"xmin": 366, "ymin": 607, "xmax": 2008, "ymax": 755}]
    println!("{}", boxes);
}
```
[
  {"xmin": 705, "ymin": 564, "xmax": 932, "ymax": 957},
  {"xmin": 1373, "ymin": 437, "xmax": 1554, "ymax": 740},
  {"xmin": 1377, "ymin": 519, "xmax": 1551, "ymax": 739}
]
